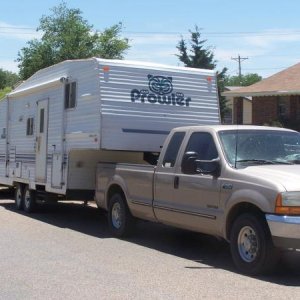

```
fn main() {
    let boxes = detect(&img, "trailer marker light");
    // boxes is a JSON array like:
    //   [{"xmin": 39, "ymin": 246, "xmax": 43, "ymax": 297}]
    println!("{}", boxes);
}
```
[{"xmin": 103, "ymin": 66, "xmax": 110, "ymax": 72}]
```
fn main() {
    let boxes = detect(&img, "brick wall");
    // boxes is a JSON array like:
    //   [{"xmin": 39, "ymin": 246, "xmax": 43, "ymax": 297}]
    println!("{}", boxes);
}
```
[
  {"xmin": 252, "ymin": 96, "xmax": 278, "ymax": 125},
  {"xmin": 290, "ymin": 95, "xmax": 300, "ymax": 121},
  {"xmin": 233, "ymin": 97, "xmax": 243, "ymax": 124},
  {"xmin": 234, "ymin": 95, "xmax": 300, "ymax": 128},
  {"xmin": 289, "ymin": 95, "xmax": 300, "ymax": 130}
]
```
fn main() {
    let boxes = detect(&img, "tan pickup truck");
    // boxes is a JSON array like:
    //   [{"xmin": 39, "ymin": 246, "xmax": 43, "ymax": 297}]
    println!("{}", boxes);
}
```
[{"xmin": 95, "ymin": 125, "xmax": 300, "ymax": 275}]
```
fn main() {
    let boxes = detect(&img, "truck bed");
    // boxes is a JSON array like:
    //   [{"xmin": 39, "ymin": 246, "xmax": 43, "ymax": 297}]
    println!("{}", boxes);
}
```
[{"xmin": 95, "ymin": 162, "xmax": 157, "ymax": 221}]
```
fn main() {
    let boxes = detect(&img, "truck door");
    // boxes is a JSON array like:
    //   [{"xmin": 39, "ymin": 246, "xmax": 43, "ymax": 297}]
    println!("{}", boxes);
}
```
[
  {"xmin": 153, "ymin": 131, "xmax": 186, "ymax": 221},
  {"xmin": 154, "ymin": 131, "xmax": 221, "ymax": 234},
  {"xmin": 35, "ymin": 99, "xmax": 49, "ymax": 183}
]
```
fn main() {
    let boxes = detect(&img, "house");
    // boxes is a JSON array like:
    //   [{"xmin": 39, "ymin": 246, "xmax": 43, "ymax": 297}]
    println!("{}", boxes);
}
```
[
  {"xmin": 223, "ymin": 86, "xmax": 252, "ymax": 125},
  {"xmin": 223, "ymin": 63, "xmax": 300, "ymax": 130}
]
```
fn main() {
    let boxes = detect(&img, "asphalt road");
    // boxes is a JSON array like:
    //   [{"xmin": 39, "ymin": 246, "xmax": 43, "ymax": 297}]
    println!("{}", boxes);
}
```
[{"xmin": 0, "ymin": 189, "xmax": 300, "ymax": 300}]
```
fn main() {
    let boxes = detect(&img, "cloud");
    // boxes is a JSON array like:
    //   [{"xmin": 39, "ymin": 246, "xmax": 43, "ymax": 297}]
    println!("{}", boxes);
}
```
[
  {"xmin": 0, "ymin": 21, "xmax": 41, "ymax": 40},
  {"xmin": 211, "ymin": 29, "xmax": 300, "ymax": 57},
  {"xmin": 0, "ymin": 60, "xmax": 19, "ymax": 73},
  {"xmin": 242, "ymin": 29, "xmax": 300, "ymax": 49},
  {"xmin": 124, "ymin": 32, "xmax": 183, "ymax": 65},
  {"xmin": 126, "ymin": 48, "xmax": 179, "ymax": 65},
  {"xmin": 127, "ymin": 33, "xmax": 185, "ymax": 46}
]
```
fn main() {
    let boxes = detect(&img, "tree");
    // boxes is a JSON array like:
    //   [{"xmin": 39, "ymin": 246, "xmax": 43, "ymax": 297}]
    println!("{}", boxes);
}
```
[
  {"xmin": 0, "ymin": 87, "xmax": 12, "ymax": 100},
  {"xmin": 17, "ymin": 2, "xmax": 130, "ymax": 79},
  {"xmin": 177, "ymin": 26, "xmax": 216, "ymax": 69},
  {"xmin": 176, "ymin": 26, "xmax": 228, "ymax": 120},
  {"xmin": 0, "ymin": 69, "xmax": 19, "ymax": 100},
  {"xmin": 225, "ymin": 73, "xmax": 262, "ymax": 87},
  {"xmin": 0, "ymin": 68, "xmax": 19, "ymax": 89}
]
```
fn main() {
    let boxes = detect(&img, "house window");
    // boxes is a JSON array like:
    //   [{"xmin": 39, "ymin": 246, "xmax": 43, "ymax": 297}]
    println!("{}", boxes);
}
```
[
  {"xmin": 65, "ymin": 82, "xmax": 77, "ymax": 109},
  {"xmin": 278, "ymin": 96, "xmax": 289, "ymax": 118},
  {"xmin": 26, "ymin": 117, "xmax": 34, "ymax": 136}
]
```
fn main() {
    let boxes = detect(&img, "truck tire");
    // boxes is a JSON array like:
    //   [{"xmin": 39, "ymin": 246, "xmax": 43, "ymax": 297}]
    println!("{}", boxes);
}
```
[
  {"xmin": 230, "ymin": 213, "xmax": 279, "ymax": 275},
  {"xmin": 108, "ymin": 193, "xmax": 135, "ymax": 238},
  {"xmin": 15, "ymin": 184, "xmax": 24, "ymax": 210},
  {"xmin": 23, "ymin": 186, "xmax": 36, "ymax": 213}
]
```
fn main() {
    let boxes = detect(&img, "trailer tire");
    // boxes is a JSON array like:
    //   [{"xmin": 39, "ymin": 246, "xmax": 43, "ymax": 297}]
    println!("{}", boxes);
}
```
[
  {"xmin": 15, "ymin": 184, "xmax": 24, "ymax": 210},
  {"xmin": 23, "ymin": 186, "xmax": 36, "ymax": 213},
  {"xmin": 230, "ymin": 213, "xmax": 279, "ymax": 275},
  {"xmin": 108, "ymin": 193, "xmax": 135, "ymax": 238}
]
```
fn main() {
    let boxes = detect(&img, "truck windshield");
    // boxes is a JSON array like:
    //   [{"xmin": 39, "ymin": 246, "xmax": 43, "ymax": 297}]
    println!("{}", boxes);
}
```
[{"xmin": 218, "ymin": 129, "xmax": 300, "ymax": 168}]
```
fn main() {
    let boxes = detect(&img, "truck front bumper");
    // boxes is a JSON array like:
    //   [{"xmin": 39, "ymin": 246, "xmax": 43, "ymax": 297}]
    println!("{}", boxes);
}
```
[{"xmin": 266, "ymin": 214, "xmax": 300, "ymax": 249}]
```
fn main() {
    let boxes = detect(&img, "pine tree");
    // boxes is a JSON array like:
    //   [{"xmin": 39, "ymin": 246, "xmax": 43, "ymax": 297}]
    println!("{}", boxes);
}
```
[{"xmin": 177, "ymin": 26, "xmax": 228, "ymax": 121}]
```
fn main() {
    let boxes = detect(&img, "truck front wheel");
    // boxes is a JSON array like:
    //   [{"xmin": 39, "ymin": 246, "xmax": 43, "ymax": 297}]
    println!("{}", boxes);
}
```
[
  {"xmin": 230, "ymin": 213, "xmax": 279, "ymax": 275},
  {"xmin": 108, "ymin": 193, "xmax": 135, "ymax": 238}
]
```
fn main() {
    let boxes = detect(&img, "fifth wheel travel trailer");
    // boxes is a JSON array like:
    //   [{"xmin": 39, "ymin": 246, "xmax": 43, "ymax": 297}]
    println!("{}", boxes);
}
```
[{"xmin": 0, "ymin": 57, "xmax": 220, "ymax": 211}]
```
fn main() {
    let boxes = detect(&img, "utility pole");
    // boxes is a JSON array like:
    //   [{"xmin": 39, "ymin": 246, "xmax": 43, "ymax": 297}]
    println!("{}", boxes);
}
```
[{"xmin": 231, "ymin": 55, "xmax": 248, "ymax": 82}]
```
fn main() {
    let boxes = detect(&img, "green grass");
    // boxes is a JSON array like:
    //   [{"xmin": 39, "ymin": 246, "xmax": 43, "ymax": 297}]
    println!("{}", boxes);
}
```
[{"xmin": 0, "ymin": 87, "xmax": 11, "ymax": 100}]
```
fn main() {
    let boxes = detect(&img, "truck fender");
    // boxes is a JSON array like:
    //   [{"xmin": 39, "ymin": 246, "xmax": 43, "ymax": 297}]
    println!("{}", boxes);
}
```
[
  {"xmin": 225, "ymin": 189, "xmax": 273, "ymax": 212},
  {"xmin": 222, "ymin": 189, "xmax": 274, "ymax": 239},
  {"xmin": 104, "ymin": 174, "xmax": 130, "ymax": 211}
]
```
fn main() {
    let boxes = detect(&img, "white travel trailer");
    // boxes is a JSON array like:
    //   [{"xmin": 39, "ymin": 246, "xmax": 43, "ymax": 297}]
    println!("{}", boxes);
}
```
[{"xmin": 0, "ymin": 58, "xmax": 220, "ymax": 211}]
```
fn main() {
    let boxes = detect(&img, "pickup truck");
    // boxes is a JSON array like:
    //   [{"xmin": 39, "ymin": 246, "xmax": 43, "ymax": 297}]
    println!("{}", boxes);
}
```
[{"xmin": 95, "ymin": 125, "xmax": 300, "ymax": 275}]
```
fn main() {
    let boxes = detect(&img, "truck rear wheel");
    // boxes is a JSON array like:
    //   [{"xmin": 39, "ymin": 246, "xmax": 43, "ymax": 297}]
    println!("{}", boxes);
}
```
[
  {"xmin": 230, "ymin": 213, "xmax": 279, "ymax": 275},
  {"xmin": 15, "ymin": 184, "xmax": 24, "ymax": 210},
  {"xmin": 108, "ymin": 193, "xmax": 135, "ymax": 238},
  {"xmin": 23, "ymin": 186, "xmax": 36, "ymax": 213}
]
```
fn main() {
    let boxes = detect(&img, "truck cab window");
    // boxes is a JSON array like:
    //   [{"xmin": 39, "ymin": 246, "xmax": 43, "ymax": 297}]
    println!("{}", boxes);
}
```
[
  {"xmin": 163, "ymin": 132, "xmax": 185, "ymax": 167},
  {"xmin": 185, "ymin": 132, "xmax": 218, "ymax": 160},
  {"xmin": 65, "ymin": 82, "xmax": 76, "ymax": 109}
]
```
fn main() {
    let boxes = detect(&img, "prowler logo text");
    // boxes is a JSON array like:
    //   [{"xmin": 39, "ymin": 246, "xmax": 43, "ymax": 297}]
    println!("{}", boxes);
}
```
[{"xmin": 130, "ymin": 75, "xmax": 192, "ymax": 107}]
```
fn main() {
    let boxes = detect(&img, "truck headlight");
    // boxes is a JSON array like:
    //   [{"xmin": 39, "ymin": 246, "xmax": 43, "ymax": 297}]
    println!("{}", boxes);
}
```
[{"xmin": 275, "ymin": 192, "xmax": 300, "ymax": 215}]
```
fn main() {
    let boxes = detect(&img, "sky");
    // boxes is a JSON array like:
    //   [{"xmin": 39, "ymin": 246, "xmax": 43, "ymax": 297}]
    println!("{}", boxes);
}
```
[{"xmin": 1, "ymin": 0, "xmax": 300, "ymax": 79}]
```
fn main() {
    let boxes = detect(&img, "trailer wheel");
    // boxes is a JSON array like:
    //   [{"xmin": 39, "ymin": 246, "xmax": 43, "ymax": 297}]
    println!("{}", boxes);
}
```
[
  {"xmin": 23, "ymin": 186, "xmax": 36, "ymax": 213},
  {"xmin": 108, "ymin": 193, "xmax": 135, "ymax": 238},
  {"xmin": 230, "ymin": 213, "xmax": 279, "ymax": 275},
  {"xmin": 15, "ymin": 184, "xmax": 24, "ymax": 210}
]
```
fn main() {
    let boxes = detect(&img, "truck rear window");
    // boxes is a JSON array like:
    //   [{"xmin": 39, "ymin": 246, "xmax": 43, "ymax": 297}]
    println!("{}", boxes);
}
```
[{"xmin": 163, "ymin": 132, "xmax": 185, "ymax": 167}]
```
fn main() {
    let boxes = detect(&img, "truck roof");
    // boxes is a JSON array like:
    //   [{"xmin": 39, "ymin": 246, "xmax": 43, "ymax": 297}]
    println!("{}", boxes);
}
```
[{"xmin": 171, "ymin": 125, "xmax": 297, "ymax": 133}]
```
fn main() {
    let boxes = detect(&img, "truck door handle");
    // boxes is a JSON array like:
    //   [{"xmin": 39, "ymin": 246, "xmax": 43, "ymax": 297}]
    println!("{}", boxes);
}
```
[{"xmin": 174, "ymin": 176, "xmax": 179, "ymax": 189}]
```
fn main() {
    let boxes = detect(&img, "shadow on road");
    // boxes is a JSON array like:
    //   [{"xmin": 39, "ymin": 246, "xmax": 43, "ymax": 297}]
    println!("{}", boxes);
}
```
[{"xmin": 0, "ymin": 188, "xmax": 299, "ymax": 286}]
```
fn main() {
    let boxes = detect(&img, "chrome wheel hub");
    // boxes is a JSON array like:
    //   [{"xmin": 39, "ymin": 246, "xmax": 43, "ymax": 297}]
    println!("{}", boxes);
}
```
[
  {"xmin": 112, "ymin": 202, "xmax": 122, "ymax": 229},
  {"xmin": 238, "ymin": 226, "xmax": 258, "ymax": 262}
]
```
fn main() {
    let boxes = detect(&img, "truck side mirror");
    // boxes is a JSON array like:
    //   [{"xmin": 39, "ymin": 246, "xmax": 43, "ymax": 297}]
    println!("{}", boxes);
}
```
[
  {"xmin": 181, "ymin": 151, "xmax": 199, "ymax": 174},
  {"xmin": 197, "ymin": 158, "xmax": 221, "ymax": 177},
  {"xmin": 182, "ymin": 152, "xmax": 221, "ymax": 177}
]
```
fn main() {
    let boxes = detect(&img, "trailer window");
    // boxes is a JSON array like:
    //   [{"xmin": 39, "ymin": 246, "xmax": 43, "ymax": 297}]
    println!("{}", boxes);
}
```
[
  {"xmin": 26, "ymin": 117, "xmax": 34, "ymax": 136},
  {"xmin": 163, "ymin": 132, "xmax": 185, "ymax": 167},
  {"xmin": 1, "ymin": 128, "xmax": 6, "ymax": 139},
  {"xmin": 39, "ymin": 109, "xmax": 44, "ymax": 133},
  {"xmin": 65, "ymin": 82, "xmax": 76, "ymax": 109}
]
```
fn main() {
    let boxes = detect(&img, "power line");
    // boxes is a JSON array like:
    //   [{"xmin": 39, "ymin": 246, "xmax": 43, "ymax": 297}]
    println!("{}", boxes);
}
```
[
  {"xmin": 1, "ymin": 26, "xmax": 300, "ymax": 37},
  {"xmin": 231, "ymin": 55, "xmax": 248, "ymax": 78}
]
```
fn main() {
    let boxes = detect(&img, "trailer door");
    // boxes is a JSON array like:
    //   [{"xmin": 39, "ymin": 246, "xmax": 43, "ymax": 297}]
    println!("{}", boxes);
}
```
[{"xmin": 35, "ymin": 99, "xmax": 49, "ymax": 183}]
